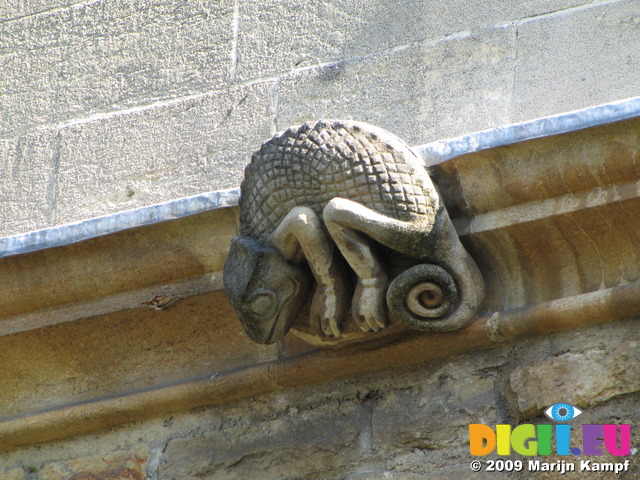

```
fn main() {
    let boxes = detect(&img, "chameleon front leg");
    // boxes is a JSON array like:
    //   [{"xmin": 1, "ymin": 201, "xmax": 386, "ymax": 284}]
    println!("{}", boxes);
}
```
[
  {"xmin": 269, "ymin": 206, "xmax": 349, "ymax": 337},
  {"xmin": 323, "ymin": 199, "xmax": 391, "ymax": 332}
]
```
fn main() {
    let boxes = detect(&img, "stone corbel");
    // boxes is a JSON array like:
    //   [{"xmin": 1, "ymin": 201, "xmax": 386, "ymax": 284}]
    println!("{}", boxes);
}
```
[{"xmin": 223, "ymin": 120, "xmax": 484, "ymax": 346}]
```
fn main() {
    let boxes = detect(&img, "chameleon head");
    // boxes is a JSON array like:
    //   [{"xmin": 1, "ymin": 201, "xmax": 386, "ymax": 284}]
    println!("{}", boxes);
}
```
[{"xmin": 223, "ymin": 236, "xmax": 311, "ymax": 344}]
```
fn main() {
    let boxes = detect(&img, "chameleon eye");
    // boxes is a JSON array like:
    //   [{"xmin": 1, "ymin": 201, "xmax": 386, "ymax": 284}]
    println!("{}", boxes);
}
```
[{"xmin": 247, "ymin": 291, "xmax": 276, "ymax": 317}]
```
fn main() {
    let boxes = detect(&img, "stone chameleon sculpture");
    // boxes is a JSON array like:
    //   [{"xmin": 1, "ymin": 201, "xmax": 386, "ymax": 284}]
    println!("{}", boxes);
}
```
[{"xmin": 223, "ymin": 120, "xmax": 484, "ymax": 344}]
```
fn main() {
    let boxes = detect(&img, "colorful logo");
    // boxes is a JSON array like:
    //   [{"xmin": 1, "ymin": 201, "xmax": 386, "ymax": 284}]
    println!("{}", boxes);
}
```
[
  {"xmin": 544, "ymin": 402, "xmax": 582, "ymax": 422},
  {"xmin": 469, "ymin": 402, "xmax": 632, "ymax": 457}
]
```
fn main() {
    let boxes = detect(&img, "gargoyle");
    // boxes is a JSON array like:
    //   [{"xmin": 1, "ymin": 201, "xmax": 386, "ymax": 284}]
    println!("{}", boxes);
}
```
[{"xmin": 223, "ymin": 120, "xmax": 484, "ymax": 344}]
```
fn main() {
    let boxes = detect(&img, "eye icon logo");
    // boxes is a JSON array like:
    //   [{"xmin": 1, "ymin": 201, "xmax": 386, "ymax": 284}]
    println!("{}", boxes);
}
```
[
  {"xmin": 470, "ymin": 402, "xmax": 631, "ymax": 457},
  {"xmin": 544, "ymin": 403, "xmax": 582, "ymax": 422}
]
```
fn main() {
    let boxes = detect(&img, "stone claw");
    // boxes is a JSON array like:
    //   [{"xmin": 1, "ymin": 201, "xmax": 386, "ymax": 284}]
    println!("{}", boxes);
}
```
[
  {"xmin": 310, "ymin": 288, "xmax": 344, "ymax": 338},
  {"xmin": 321, "ymin": 314, "xmax": 341, "ymax": 338},
  {"xmin": 352, "ymin": 279, "xmax": 388, "ymax": 332}
]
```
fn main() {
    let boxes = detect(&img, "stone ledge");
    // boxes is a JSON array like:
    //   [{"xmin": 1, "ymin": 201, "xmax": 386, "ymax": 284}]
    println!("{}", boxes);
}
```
[
  {"xmin": 0, "ymin": 281, "xmax": 638, "ymax": 452},
  {"xmin": 1, "ymin": 98, "xmax": 639, "ymax": 450}
]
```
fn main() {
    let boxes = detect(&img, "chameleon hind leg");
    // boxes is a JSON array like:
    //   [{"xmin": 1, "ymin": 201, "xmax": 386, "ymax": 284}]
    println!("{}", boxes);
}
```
[{"xmin": 269, "ymin": 206, "xmax": 349, "ymax": 337}]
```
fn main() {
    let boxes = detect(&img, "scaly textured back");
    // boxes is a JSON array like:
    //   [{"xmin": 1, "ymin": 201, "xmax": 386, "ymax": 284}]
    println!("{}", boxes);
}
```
[{"xmin": 239, "ymin": 120, "xmax": 437, "ymax": 239}]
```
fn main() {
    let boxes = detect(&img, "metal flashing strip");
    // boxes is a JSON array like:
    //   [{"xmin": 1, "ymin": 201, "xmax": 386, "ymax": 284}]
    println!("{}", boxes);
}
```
[
  {"xmin": 414, "ymin": 96, "xmax": 640, "ymax": 166},
  {"xmin": 0, "ymin": 188, "xmax": 239, "ymax": 259},
  {"xmin": 1, "ymin": 96, "xmax": 640, "ymax": 259}
]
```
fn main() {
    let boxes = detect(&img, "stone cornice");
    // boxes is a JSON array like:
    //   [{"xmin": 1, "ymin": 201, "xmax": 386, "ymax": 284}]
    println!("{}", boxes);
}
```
[{"xmin": 1, "ymin": 97, "xmax": 639, "ymax": 450}]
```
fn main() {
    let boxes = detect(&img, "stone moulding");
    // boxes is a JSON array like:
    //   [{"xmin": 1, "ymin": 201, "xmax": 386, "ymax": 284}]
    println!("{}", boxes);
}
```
[
  {"xmin": 0, "ymin": 282, "xmax": 638, "ymax": 452},
  {"xmin": 1, "ymin": 96, "xmax": 640, "ymax": 451}
]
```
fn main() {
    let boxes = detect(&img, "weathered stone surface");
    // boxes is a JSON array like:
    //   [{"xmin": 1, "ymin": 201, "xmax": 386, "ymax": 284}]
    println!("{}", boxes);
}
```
[
  {"xmin": 0, "ymin": 350, "xmax": 637, "ymax": 478},
  {"xmin": 0, "ymin": 291, "xmax": 278, "ymax": 419},
  {"xmin": 155, "ymin": 352, "xmax": 506, "ymax": 479},
  {"xmin": 0, "ymin": 469, "xmax": 23, "ymax": 480},
  {"xmin": 0, "ymin": 0, "xmax": 234, "ymax": 136},
  {"xmin": 372, "ymin": 354, "xmax": 502, "ymax": 453},
  {"xmin": 0, "ymin": 413, "xmax": 172, "ymax": 476},
  {"xmin": 510, "ymin": 336, "xmax": 640, "ymax": 418},
  {"xmin": 514, "ymin": 0, "xmax": 640, "ymax": 121},
  {"xmin": 0, "ymin": 131, "xmax": 59, "ymax": 236},
  {"xmin": 39, "ymin": 451, "xmax": 146, "ymax": 480},
  {"xmin": 508, "ymin": 318, "xmax": 640, "ymax": 370},
  {"xmin": 0, "ymin": 1, "xmax": 78, "ymax": 22},
  {"xmin": 434, "ymin": 117, "xmax": 640, "ymax": 217},
  {"xmin": 159, "ymin": 397, "xmax": 366, "ymax": 480},
  {"xmin": 343, "ymin": 472, "xmax": 433, "ymax": 480},
  {"xmin": 53, "ymin": 82, "xmax": 273, "ymax": 226},
  {"xmin": 0, "ymin": 207, "xmax": 236, "ymax": 322},
  {"xmin": 276, "ymin": 27, "xmax": 515, "ymax": 145},
  {"xmin": 400, "ymin": 464, "xmax": 499, "ymax": 480},
  {"xmin": 237, "ymin": 0, "xmax": 590, "ymax": 82}
]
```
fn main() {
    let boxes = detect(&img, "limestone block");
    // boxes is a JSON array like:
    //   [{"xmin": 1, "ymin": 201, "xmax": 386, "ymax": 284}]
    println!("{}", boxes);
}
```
[
  {"xmin": 0, "ymin": 0, "xmax": 234, "ymax": 136},
  {"xmin": 237, "ymin": 0, "xmax": 589, "ymax": 82},
  {"xmin": 159, "ymin": 399, "xmax": 365, "ymax": 480},
  {"xmin": 39, "ymin": 451, "xmax": 146, "ymax": 480},
  {"xmin": 277, "ymin": 27, "xmax": 515, "ymax": 146},
  {"xmin": 372, "ymin": 356, "xmax": 501, "ymax": 453},
  {"xmin": 509, "ymin": 338, "xmax": 640, "ymax": 418},
  {"xmin": 435, "ymin": 471, "xmax": 511, "ymax": 480},
  {"xmin": 388, "ymin": 464, "xmax": 497, "ymax": 480},
  {"xmin": 0, "ymin": 469, "xmax": 23, "ymax": 480},
  {"xmin": 344, "ymin": 473, "xmax": 427, "ymax": 480},
  {"xmin": 53, "ymin": 82, "xmax": 273, "ymax": 226},
  {"xmin": 0, "ymin": 131, "xmax": 59, "ymax": 237},
  {"xmin": 514, "ymin": 0, "xmax": 640, "ymax": 121},
  {"xmin": 0, "ymin": 2, "xmax": 78, "ymax": 21}
]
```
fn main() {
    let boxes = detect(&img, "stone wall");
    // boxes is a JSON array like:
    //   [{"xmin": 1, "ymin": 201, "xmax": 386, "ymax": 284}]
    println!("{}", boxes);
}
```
[
  {"xmin": 2, "ymin": 0, "xmax": 640, "ymax": 236},
  {"xmin": 1, "ymin": 1, "xmax": 639, "ymax": 479},
  {"xmin": 0, "ymin": 320, "xmax": 638, "ymax": 479}
]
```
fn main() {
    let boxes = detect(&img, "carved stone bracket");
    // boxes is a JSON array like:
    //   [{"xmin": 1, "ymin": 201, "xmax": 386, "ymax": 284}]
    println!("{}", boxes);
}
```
[{"xmin": 223, "ymin": 120, "xmax": 485, "ymax": 345}]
